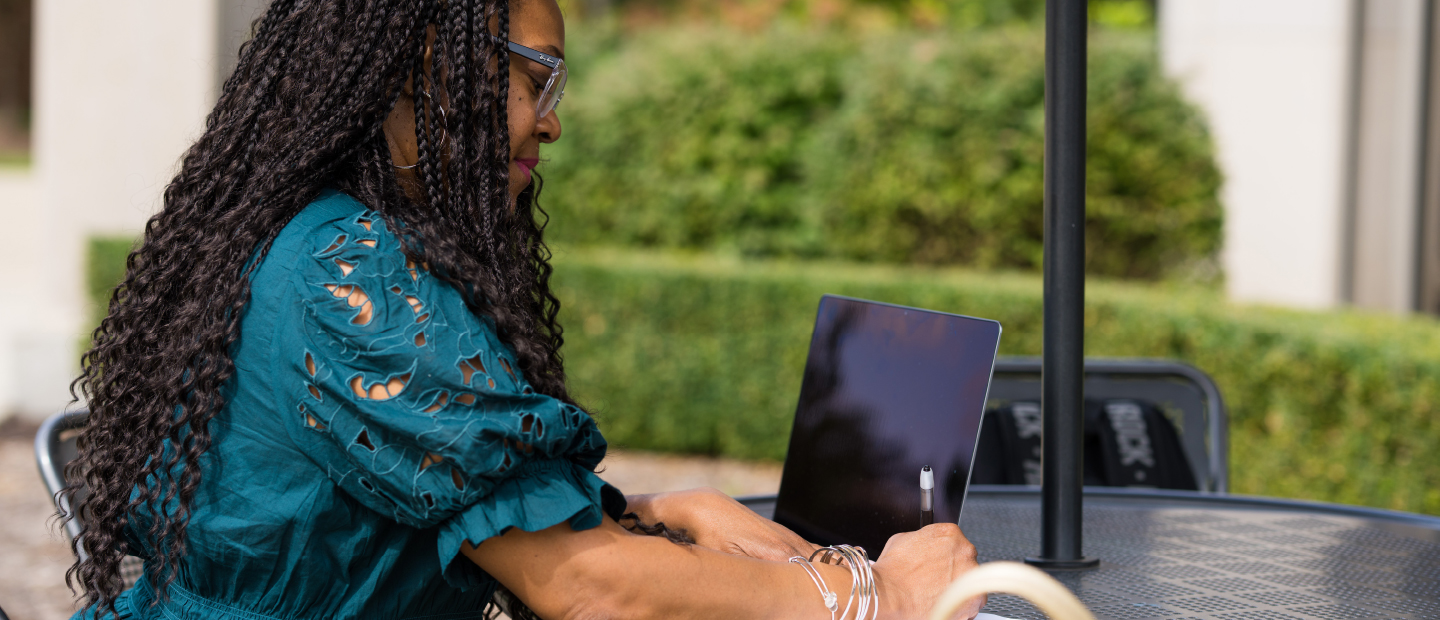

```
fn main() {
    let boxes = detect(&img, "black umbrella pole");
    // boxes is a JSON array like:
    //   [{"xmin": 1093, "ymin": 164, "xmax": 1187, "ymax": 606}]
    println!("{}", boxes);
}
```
[{"xmin": 1026, "ymin": 0, "xmax": 1098, "ymax": 570}]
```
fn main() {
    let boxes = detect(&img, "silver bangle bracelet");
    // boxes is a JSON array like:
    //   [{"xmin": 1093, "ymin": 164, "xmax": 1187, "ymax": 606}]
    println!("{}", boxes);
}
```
[
  {"xmin": 809, "ymin": 545, "xmax": 879, "ymax": 620},
  {"xmin": 790, "ymin": 556, "xmax": 839, "ymax": 620}
]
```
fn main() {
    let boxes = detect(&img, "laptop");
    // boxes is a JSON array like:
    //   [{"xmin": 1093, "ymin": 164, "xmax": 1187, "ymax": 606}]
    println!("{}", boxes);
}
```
[{"xmin": 772, "ymin": 295, "xmax": 1003, "ymax": 555}]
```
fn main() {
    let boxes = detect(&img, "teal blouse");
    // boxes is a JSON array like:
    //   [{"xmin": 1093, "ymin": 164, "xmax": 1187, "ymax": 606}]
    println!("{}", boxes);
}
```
[{"xmin": 81, "ymin": 190, "xmax": 625, "ymax": 619}]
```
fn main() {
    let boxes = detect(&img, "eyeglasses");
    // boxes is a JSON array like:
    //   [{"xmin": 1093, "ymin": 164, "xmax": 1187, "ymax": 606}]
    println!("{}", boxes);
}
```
[{"xmin": 501, "ymin": 38, "xmax": 567, "ymax": 118}]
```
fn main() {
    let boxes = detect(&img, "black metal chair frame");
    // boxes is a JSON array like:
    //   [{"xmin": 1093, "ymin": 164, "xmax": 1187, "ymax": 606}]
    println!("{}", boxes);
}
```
[
  {"xmin": 36, "ymin": 408, "xmax": 88, "ymax": 556},
  {"xmin": 988, "ymin": 356, "xmax": 1229, "ymax": 493},
  {"xmin": 36, "ymin": 408, "xmax": 147, "ymax": 589}
]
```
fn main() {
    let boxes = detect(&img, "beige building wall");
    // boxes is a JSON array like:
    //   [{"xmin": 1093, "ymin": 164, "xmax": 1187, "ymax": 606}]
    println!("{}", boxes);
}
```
[
  {"xmin": 0, "ymin": 169, "xmax": 45, "ymax": 417},
  {"xmin": 1163, "ymin": 0, "xmax": 1437, "ymax": 314},
  {"xmin": 1161, "ymin": 0, "xmax": 1357, "ymax": 309},
  {"xmin": 0, "ymin": 0, "xmax": 223, "ymax": 420},
  {"xmin": 1347, "ymin": 0, "xmax": 1430, "ymax": 313}
]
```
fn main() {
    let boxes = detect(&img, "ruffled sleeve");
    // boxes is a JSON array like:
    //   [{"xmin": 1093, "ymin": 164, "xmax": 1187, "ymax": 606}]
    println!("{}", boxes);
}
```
[{"xmin": 279, "ymin": 196, "xmax": 624, "ymax": 589}]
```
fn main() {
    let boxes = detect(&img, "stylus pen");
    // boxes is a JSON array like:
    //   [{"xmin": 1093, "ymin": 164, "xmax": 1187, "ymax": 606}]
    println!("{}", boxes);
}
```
[{"xmin": 920, "ymin": 466, "xmax": 934, "ymax": 527}]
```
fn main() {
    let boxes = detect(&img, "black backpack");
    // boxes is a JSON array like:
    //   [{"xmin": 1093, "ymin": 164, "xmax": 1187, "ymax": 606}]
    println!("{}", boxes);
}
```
[{"xmin": 971, "ymin": 398, "xmax": 1197, "ymax": 490}]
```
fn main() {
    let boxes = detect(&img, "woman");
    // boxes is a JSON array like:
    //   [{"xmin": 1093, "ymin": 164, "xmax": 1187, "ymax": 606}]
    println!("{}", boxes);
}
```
[{"xmin": 66, "ymin": 0, "xmax": 985, "ymax": 618}]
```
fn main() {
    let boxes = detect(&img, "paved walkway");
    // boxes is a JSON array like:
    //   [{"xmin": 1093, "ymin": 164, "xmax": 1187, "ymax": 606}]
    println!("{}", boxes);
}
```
[
  {"xmin": 0, "ymin": 422, "xmax": 78, "ymax": 620},
  {"xmin": 0, "ymin": 420, "xmax": 781, "ymax": 620}
]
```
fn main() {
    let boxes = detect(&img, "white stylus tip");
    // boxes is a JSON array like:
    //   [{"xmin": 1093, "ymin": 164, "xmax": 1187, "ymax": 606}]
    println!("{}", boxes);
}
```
[{"xmin": 920, "ymin": 466, "xmax": 934, "ymax": 490}]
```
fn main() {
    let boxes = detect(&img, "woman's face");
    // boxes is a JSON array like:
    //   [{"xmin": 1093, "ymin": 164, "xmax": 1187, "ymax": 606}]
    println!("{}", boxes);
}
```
[
  {"xmin": 383, "ymin": 0, "xmax": 565, "ymax": 204},
  {"xmin": 506, "ymin": 0, "xmax": 566, "ymax": 199}
]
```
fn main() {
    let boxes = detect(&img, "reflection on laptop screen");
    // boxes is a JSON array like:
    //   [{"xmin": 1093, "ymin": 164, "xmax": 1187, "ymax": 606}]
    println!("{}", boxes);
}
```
[{"xmin": 772, "ymin": 295, "xmax": 1002, "ymax": 555}]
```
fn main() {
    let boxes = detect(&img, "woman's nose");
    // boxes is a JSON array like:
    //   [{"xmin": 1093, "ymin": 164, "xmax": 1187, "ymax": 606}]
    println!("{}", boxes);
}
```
[{"xmin": 537, "ymin": 109, "xmax": 561, "ymax": 143}]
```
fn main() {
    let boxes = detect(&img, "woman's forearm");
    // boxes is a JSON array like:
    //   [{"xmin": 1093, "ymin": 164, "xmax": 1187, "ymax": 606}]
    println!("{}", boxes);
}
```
[
  {"xmin": 464, "ymin": 516, "xmax": 861, "ymax": 620},
  {"xmin": 624, "ymin": 488, "xmax": 819, "ymax": 562}
]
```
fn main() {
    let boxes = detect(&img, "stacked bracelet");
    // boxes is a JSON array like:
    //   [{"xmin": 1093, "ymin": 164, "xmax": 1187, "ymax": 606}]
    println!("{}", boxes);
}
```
[
  {"xmin": 790, "ymin": 556, "xmax": 839, "ymax": 620},
  {"xmin": 809, "ymin": 545, "xmax": 879, "ymax": 620}
]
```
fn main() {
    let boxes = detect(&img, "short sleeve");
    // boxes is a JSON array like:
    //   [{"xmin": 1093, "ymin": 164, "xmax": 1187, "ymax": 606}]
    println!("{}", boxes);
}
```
[{"xmin": 277, "ymin": 202, "xmax": 623, "ymax": 589}]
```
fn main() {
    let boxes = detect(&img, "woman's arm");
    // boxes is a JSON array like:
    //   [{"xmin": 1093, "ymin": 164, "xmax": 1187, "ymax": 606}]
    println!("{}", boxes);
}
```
[
  {"xmin": 463, "ymin": 516, "xmax": 985, "ymax": 620},
  {"xmin": 624, "ymin": 487, "xmax": 819, "ymax": 561}
]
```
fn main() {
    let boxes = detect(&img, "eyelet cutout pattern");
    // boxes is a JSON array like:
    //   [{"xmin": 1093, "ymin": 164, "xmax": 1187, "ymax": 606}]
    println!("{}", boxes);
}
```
[
  {"xmin": 292, "ymin": 207, "xmax": 615, "ymax": 528},
  {"xmin": 459, "ymin": 355, "xmax": 486, "ymax": 386},
  {"xmin": 422, "ymin": 391, "xmax": 449, "ymax": 413},
  {"xmin": 407, "ymin": 294, "xmax": 430, "ymax": 323},
  {"xmin": 325, "ymin": 283, "xmax": 373, "ymax": 325},
  {"xmin": 321, "ymin": 234, "xmax": 347, "ymax": 253},
  {"xmin": 349, "ymin": 372, "xmax": 410, "ymax": 401},
  {"xmin": 509, "ymin": 437, "xmax": 535, "ymax": 455},
  {"xmin": 301, "ymin": 404, "xmax": 327, "ymax": 431},
  {"xmin": 520, "ymin": 413, "xmax": 545, "ymax": 440}
]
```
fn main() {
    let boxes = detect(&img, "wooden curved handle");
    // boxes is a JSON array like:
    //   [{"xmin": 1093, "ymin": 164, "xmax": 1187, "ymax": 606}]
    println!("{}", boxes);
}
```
[{"xmin": 928, "ymin": 562, "xmax": 1096, "ymax": 620}]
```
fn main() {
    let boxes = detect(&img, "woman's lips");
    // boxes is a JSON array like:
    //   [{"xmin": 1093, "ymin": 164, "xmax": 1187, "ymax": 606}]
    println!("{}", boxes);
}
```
[{"xmin": 514, "ymin": 158, "xmax": 540, "ymax": 183}]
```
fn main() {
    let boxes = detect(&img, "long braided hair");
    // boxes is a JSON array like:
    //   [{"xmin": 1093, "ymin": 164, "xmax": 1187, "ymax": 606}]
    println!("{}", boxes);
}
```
[{"xmin": 63, "ymin": 0, "xmax": 585, "ymax": 615}]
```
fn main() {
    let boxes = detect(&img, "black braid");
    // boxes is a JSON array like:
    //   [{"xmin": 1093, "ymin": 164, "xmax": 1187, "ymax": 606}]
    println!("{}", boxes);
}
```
[{"xmin": 62, "ymin": 1, "xmax": 587, "ymax": 617}]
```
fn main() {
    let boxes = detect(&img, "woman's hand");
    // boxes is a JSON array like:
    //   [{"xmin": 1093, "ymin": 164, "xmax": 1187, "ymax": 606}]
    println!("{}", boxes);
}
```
[
  {"xmin": 874, "ymin": 523, "xmax": 985, "ymax": 620},
  {"xmin": 624, "ymin": 487, "xmax": 819, "ymax": 561}
]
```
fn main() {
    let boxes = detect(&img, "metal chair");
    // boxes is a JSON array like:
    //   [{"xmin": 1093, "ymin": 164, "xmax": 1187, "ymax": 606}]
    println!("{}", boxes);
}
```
[
  {"xmin": 36, "ymin": 409, "xmax": 144, "ymax": 585},
  {"xmin": 984, "ymin": 357, "xmax": 1229, "ymax": 493},
  {"xmin": 36, "ymin": 409, "xmax": 88, "ymax": 550}
]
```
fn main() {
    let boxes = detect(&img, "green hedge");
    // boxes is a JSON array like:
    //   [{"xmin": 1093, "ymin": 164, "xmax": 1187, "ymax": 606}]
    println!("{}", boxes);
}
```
[
  {"xmin": 593, "ymin": 0, "xmax": 1152, "ymax": 31},
  {"xmin": 544, "ymin": 27, "xmax": 1222, "ymax": 280},
  {"xmin": 550, "ymin": 247, "xmax": 1440, "ymax": 515},
  {"xmin": 85, "ymin": 239, "xmax": 1440, "ymax": 512},
  {"xmin": 86, "ymin": 236, "xmax": 138, "ymax": 334}
]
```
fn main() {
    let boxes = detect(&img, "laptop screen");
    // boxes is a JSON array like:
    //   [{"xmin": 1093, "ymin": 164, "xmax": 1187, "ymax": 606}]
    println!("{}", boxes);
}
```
[{"xmin": 772, "ymin": 295, "xmax": 1002, "ymax": 555}]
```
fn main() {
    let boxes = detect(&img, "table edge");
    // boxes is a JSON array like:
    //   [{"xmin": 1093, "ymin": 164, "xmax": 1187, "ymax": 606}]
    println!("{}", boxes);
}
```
[{"xmin": 735, "ymin": 486, "xmax": 1440, "ymax": 531}]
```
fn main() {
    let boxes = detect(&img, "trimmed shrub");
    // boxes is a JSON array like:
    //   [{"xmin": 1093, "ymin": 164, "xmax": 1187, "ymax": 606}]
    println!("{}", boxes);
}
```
[
  {"xmin": 86, "ymin": 236, "xmax": 137, "ymax": 333},
  {"xmin": 84, "ymin": 239, "xmax": 1440, "ymax": 513},
  {"xmin": 551, "ymin": 247, "xmax": 1440, "ymax": 515},
  {"xmin": 544, "ymin": 27, "xmax": 850, "ymax": 258},
  {"xmin": 544, "ymin": 27, "xmax": 1222, "ymax": 280}
]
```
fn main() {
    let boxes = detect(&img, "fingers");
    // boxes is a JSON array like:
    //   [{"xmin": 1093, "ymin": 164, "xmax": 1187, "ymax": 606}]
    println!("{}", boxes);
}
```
[
  {"xmin": 874, "ymin": 524, "xmax": 986, "ymax": 619},
  {"xmin": 770, "ymin": 523, "xmax": 819, "ymax": 555}
]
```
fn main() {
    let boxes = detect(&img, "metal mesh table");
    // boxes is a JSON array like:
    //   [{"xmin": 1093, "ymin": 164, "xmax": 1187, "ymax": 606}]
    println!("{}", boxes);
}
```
[{"xmin": 740, "ymin": 487, "xmax": 1440, "ymax": 619}]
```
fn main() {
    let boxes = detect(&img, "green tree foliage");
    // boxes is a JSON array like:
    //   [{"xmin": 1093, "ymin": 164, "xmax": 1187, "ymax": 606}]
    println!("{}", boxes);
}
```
[{"xmin": 543, "ymin": 26, "xmax": 1222, "ymax": 280}]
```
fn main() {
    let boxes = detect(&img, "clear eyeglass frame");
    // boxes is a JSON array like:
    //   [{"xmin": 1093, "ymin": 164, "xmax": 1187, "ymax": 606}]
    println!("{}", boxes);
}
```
[{"xmin": 503, "ymin": 39, "xmax": 566, "ymax": 118}]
